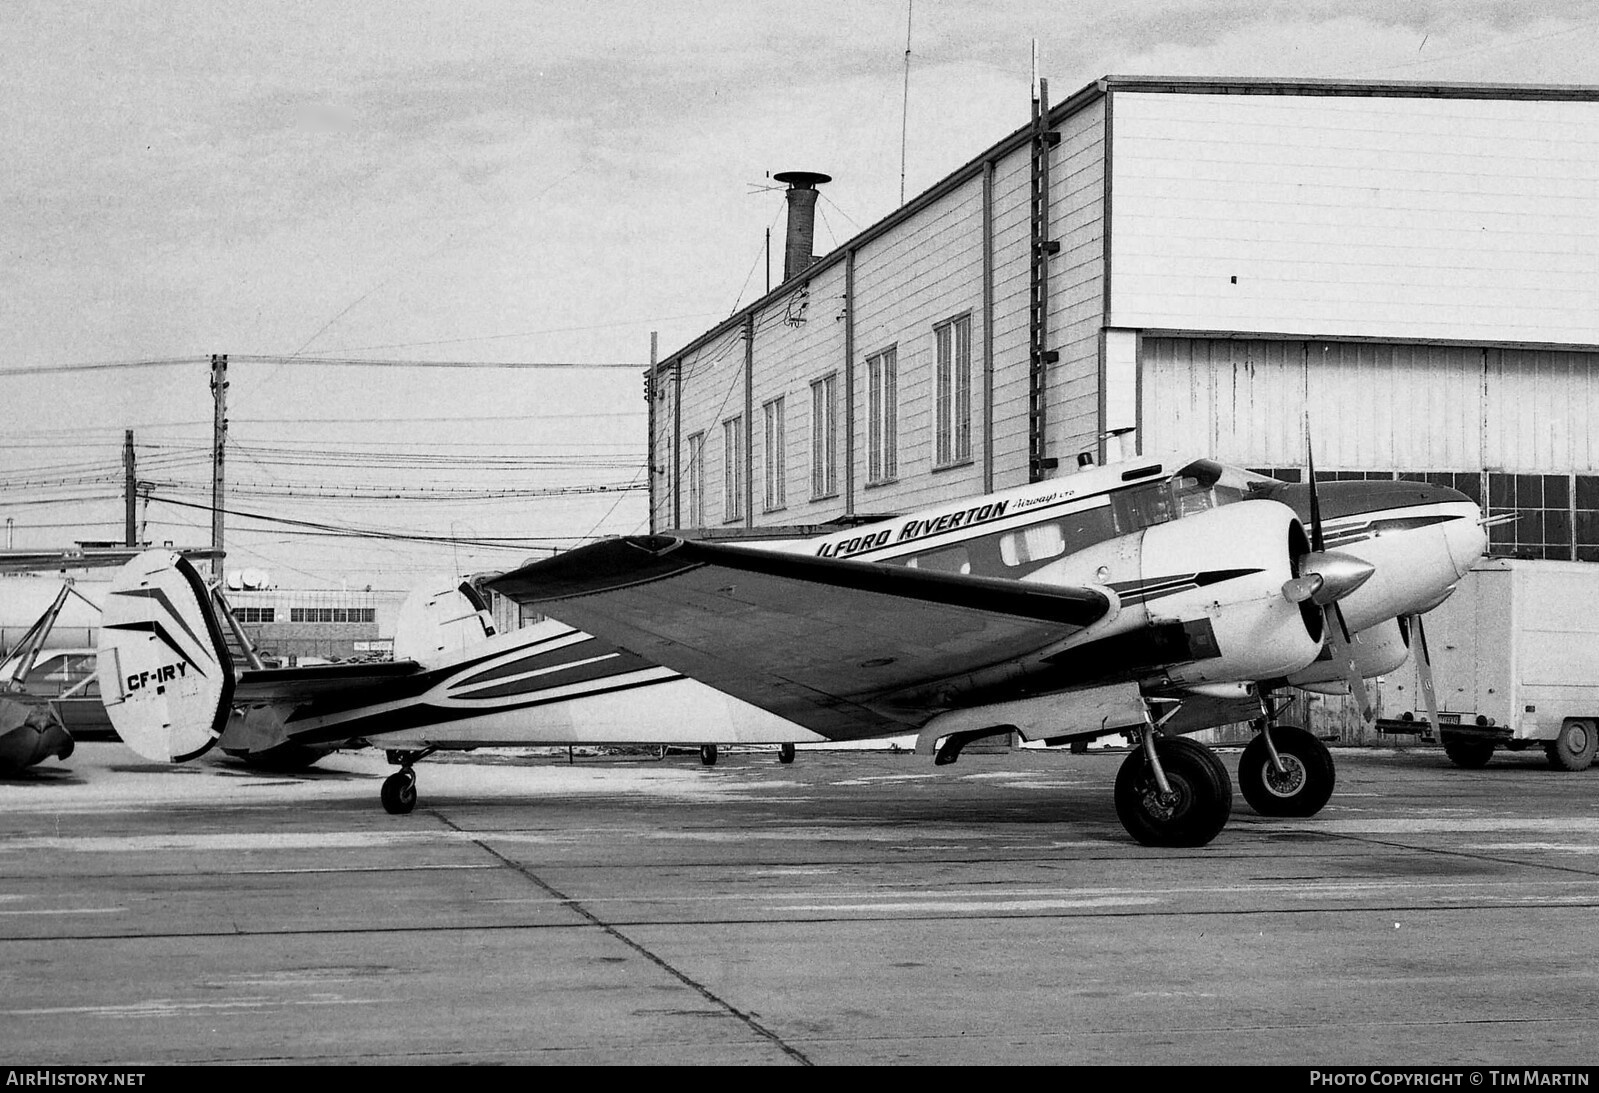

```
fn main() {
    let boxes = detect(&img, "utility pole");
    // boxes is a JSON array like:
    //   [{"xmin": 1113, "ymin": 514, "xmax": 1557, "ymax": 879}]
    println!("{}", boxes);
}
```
[
  {"xmin": 647, "ymin": 331, "xmax": 659, "ymax": 534},
  {"xmin": 123, "ymin": 429, "xmax": 136, "ymax": 547},
  {"xmin": 210, "ymin": 354, "xmax": 228, "ymax": 568}
]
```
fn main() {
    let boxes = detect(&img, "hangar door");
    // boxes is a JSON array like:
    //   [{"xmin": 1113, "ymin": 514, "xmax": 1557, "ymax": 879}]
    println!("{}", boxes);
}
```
[{"xmin": 1140, "ymin": 337, "xmax": 1599, "ymax": 475}]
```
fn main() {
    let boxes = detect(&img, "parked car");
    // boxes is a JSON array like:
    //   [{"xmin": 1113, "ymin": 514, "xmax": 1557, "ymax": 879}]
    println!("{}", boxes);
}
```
[{"xmin": 0, "ymin": 647, "xmax": 115, "ymax": 741}]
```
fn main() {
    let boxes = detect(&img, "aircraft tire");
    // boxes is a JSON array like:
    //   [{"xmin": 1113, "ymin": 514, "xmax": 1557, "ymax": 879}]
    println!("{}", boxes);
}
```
[
  {"xmin": 1113, "ymin": 737, "xmax": 1233, "ymax": 848},
  {"xmin": 1442, "ymin": 733, "xmax": 1495, "ymax": 769},
  {"xmin": 700, "ymin": 744, "xmax": 718, "ymax": 766},
  {"xmin": 778, "ymin": 743, "xmax": 796, "ymax": 764},
  {"xmin": 1238, "ymin": 726, "xmax": 1336, "ymax": 818},
  {"xmin": 1545, "ymin": 719, "xmax": 1597, "ymax": 772},
  {"xmin": 381, "ymin": 771, "xmax": 417, "ymax": 815}
]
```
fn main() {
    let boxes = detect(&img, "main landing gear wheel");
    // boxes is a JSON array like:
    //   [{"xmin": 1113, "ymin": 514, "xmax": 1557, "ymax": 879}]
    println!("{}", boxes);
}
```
[
  {"xmin": 778, "ymin": 743, "xmax": 796, "ymax": 764},
  {"xmin": 1238, "ymin": 725, "xmax": 1336, "ymax": 818},
  {"xmin": 1442, "ymin": 734, "xmax": 1495, "ymax": 769},
  {"xmin": 381, "ymin": 770, "xmax": 417, "ymax": 815},
  {"xmin": 1545, "ymin": 719, "xmax": 1598, "ymax": 772},
  {"xmin": 699, "ymin": 744, "xmax": 718, "ymax": 766},
  {"xmin": 1113, "ymin": 737, "xmax": 1233, "ymax": 848}
]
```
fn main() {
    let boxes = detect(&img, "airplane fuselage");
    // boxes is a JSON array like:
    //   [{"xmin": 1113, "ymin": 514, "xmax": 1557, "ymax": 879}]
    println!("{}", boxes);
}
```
[{"xmin": 762, "ymin": 457, "xmax": 1483, "ymax": 717}]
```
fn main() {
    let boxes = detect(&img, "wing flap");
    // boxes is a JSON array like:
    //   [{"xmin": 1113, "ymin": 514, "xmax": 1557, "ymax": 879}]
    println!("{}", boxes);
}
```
[{"xmin": 487, "ymin": 536, "xmax": 1111, "ymax": 738}]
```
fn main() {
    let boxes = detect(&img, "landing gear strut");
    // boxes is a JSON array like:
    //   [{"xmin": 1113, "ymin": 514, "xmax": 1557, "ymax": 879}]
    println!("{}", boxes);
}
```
[{"xmin": 381, "ymin": 747, "xmax": 436, "ymax": 815}]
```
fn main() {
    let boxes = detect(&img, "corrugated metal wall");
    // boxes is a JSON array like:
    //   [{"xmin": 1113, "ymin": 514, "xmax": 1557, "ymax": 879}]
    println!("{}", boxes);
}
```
[
  {"xmin": 1144, "ymin": 337, "xmax": 1599, "ymax": 473},
  {"xmin": 1110, "ymin": 92, "xmax": 1599, "ymax": 345}
]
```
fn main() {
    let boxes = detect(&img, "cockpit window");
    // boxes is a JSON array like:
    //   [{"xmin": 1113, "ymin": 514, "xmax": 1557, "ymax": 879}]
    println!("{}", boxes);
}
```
[
  {"xmin": 1112, "ymin": 483, "xmax": 1175, "ymax": 531},
  {"xmin": 1178, "ymin": 458, "xmax": 1279, "ymax": 497}
]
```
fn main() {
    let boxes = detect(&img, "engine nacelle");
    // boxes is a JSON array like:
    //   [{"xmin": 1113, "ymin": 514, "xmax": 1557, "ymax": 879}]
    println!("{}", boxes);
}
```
[
  {"xmin": 1288, "ymin": 616, "xmax": 1411, "ymax": 692},
  {"xmin": 1036, "ymin": 499, "xmax": 1324, "ymax": 686}
]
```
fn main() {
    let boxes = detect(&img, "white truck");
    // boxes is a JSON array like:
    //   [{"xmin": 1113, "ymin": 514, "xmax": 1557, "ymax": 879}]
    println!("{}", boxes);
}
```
[{"xmin": 1379, "ymin": 558, "xmax": 1599, "ymax": 771}]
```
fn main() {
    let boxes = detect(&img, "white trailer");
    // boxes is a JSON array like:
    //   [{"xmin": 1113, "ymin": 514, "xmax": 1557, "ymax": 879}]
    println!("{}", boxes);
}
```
[{"xmin": 1380, "ymin": 558, "xmax": 1599, "ymax": 770}]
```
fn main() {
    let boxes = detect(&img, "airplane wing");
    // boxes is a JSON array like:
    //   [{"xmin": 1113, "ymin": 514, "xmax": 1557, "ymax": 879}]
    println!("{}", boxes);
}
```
[{"xmin": 486, "ymin": 535, "xmax": 1112, "ymax": 739}]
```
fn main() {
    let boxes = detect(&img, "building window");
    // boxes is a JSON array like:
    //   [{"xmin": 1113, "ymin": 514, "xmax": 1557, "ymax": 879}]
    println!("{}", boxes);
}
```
[
  {"xmin": 934, "ymin": 313, "xmax": 972, "ymax": 466},
  {"xmin": 723, "ymin": 415, "xmax": 745, "ymax": 522},
  {"xmin": 866, "ymin": 346, "xmax": 897, "ymax": 484},
  {"xmin": 686, "ymin": 432, "xmax": 705, "ymax": 527},
  {"xmin": 811, "ymin": 373, "xmax": 838, "ymax": 499},
  {"xmin": 1488, "ymin": 472, "xmax": 1571, "ymax": 560},
  {"xmin": 763, "ymin": 397, "xmax": 786, "ymax": 512},
  {"xmin": 287, "ymin": 607, "xmax": 374, "ymax": 624},
  {"xmin": 234, "ymin": 607, "xmax": 275, "ymax": 623},
  {"xmin": 1578, "ymin": 476, "xmax": 1599, "ymax": 562}
]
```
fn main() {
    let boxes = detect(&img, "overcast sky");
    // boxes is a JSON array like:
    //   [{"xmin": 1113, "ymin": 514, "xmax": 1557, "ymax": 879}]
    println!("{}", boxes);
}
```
[{"xmin": 3, "ymin": 0, "xmax": 1596, "ymax": 588}]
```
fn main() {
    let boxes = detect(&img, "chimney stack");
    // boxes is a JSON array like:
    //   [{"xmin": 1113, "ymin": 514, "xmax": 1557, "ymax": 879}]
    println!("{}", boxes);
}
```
[{"xmin": 773, "ymin": 171, "xmax": 831, "ymax": 283}]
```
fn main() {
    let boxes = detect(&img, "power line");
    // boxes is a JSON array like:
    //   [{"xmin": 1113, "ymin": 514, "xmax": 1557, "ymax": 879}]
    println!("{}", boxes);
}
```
[
  {"xmin": 227, "ymin": 355, "xmax": 644, "ymax": 369},
  {"xmin": 147, "ymin": 493, "xmax": 630, "ymax": 548},
  {"xmin": 0, "ymin": 355, "xmax": 646, "ymax": 378},
  {"xmin": 0, "ymin": 357, "xmax": 207, "ymax": 377}
]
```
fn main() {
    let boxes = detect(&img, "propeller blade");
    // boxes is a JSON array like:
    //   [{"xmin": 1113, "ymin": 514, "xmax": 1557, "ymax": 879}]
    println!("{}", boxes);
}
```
[
  {"xmin": 1324, "ymin": 601, "xmax": 1373, "ymax": 722},
  {"xmin": 1306, "ymin": 427, "xmax": 1326, "ymax": 553},
  {"xmin": 1282, "ymin": 573, "xmax": 1323, "ymax": 604},
  {"xmin": 1410, "ymin": 613, "xmax": 1441, "ymax": 737},
  {"xmin": 1303, "ymin": 424, "xmax": 1370, "ymax": 721}
]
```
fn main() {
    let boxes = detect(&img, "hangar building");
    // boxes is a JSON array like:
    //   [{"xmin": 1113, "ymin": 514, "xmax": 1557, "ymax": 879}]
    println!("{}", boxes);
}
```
[{"xmin": 648, "ymin": 76, "xmax": 1599, "ymax": 566}]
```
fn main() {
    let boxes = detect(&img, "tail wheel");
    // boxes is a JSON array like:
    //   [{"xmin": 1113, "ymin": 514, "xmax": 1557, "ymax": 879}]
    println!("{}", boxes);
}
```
[
  {"xmin": 699, "ymin": 744, "xmax": 718, "ymax": 766},
  {"xmin": 778, "ymin": 743, "xmax": 796, "ymax": 764},
  {"xmin": 1442, "ymin": 733, "xmax": 1495, "ymax": 769},
  {"xmin": 1239, "ymin": 725, "xmax": 1336, "ymax": 818},
  {"xmin": 381, "ymin": 770, "xmax": 417, "ymax": 815},
  {"xmin": 1545, "ymin": 719, "xmax": 1598, "ymax": 772},
  {"xmin": 1113, "ymin": 737, "xmax": 1233, "ymax": 848},
  {"xmin": 233, "ymin": 742, "xmax": 326, "ymax": 772}
]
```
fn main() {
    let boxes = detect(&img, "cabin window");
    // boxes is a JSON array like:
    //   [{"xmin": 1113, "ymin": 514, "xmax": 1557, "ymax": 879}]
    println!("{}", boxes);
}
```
[
  {"xmin": 904, "ymin": 545, "xmax": 971, "ymax": 574},
  {"xmin": 993, "ymin": 503, "xmax": 1119, "ymax": 574},
  {"xmin": 1000, "ymin": 522, "xmax": 1065, "ymax": 567}
]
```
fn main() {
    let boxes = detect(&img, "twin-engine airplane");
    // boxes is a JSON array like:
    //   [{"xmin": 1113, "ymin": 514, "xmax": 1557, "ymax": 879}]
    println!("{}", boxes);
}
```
[{"xmin": 96, "ymin": 453, "xmax": 1485, "ymax": 846}]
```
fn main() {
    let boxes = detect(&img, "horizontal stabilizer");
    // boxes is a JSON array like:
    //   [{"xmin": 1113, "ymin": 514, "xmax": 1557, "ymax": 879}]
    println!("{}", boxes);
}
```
[{"xmin": 234, "ymin": 659, "xmax": 424, "ymax": 705}]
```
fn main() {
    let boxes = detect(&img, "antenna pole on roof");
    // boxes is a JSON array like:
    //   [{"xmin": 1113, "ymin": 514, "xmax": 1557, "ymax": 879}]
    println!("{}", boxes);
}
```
[{"xmin": 899, "ymin": 0, "xmax": 913, "ymax": 206}]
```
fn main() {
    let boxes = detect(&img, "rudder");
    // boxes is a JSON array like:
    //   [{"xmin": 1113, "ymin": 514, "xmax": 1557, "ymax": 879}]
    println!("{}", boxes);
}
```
[{"xmin": 96, "ymin": 550, "xmax": 235, "ymax": 762}]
